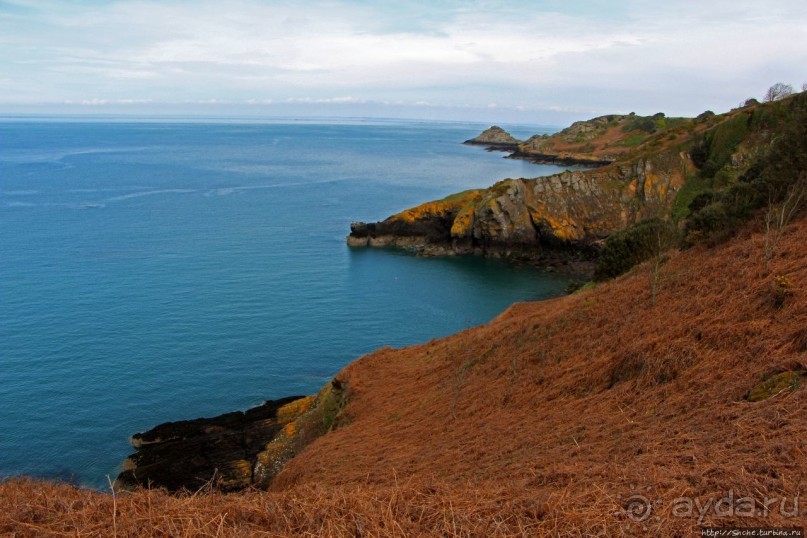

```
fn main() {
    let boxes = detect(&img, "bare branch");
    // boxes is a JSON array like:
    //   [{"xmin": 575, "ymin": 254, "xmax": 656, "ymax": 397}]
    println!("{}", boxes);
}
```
[{"xmin": 764, "ymin": 174, "xmax": 807, "ymax": 270}]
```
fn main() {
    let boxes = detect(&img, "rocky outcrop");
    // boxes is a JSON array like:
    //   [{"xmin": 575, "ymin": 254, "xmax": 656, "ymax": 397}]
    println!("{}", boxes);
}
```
[
  {"xmin": 116, "ymin": 380, "xmax": 349, "ymax": 492},
  {"xmin": 348, "ymin": 145, "xmax": 690, "ymax": 268},
  {"xmin": 507, "ymin": 148, "xmax": 612, "ymax": 167},
  {"xmin": 347, "ymin": 190, "xmax": 482, "ymax": 254},
  {"xmin": 346, "ymin": 100, "xmax": 781, "ymax": 269},
  {"xmin": 463, "ymin": 126, "xmax": 521, "ymax": 150}
]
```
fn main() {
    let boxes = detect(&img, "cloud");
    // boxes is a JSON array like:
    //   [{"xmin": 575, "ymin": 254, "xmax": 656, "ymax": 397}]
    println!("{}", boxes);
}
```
[
  {"xmin": 283, "ymin": 96, "xmax": 367, "ymax": 104},
  {"xmin": 62, "ymin": 97, "xmax": 154, "ymax": 106},
  {"xmin": 1, "ymin": 0, "xmax": 806, "ymax": 120}
]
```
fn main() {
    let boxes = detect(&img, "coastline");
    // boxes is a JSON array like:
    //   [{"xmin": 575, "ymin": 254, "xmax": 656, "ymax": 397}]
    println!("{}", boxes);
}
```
[
  {"xmin": 461, "ymin": 140, "xmax": 521, "ymax": 152},
  {"xmin": 3, "ymin": 119, "xmax": 569, "ymax": 491},
  {"xmin": 115, "ymin": 131, "xmax": 585, "ymax": 493},
  {"xmin": 346, "ymin": 232, "xmax": 598, "ymax": 277},
  {"xmin": 6, "ymin": 91, "xmax": 807, "ymax": 534},
  {"xmin": 505, "ymin": 149, "xmax": 612, "ymax": 167}
]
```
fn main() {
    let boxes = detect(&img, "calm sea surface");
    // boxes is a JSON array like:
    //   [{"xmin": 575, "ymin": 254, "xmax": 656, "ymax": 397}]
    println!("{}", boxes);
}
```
[{"xmin": 0, "ymin": 117, "xmax": 573, "ymax": 487}]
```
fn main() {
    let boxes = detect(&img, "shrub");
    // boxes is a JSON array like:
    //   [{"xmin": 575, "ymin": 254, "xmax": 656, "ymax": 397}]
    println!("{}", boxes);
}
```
[
  {"xmin": 595, "ymin": 219, "xmax": 680, "ymax": 280},
  {"xmin": 684, "ymin": 92, "xmax": 807, "ymax": 243},
  {"xmin": 635, "ymin": 117, "xmax": 656, "ymax": 133},
  {"xmin": 700, "ymin": 159, "xmax": 720, "ymax": 178},
  {"xmin": 688, "ymin": 191, "xmax": 720, "ymax": 213},
  {"xmin": 689, "ymin": 136, "xmax": 709, "ymax": 169},
  {"xmin": 622, "ymin": 115, "xmax": 657, "ymax": 134},
  {"xmin": 772, "ymin": 275, "xmax": 793, "ymax": 309}
]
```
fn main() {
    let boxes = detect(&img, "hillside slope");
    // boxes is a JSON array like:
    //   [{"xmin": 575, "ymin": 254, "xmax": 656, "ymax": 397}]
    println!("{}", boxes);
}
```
[
  {"xmin": 3, "ymin": 204, "xmax": 806, "ymax": 535},
  {"xmin": 512, "ymin": 112, "xmax": 692, "ymax": 166}
]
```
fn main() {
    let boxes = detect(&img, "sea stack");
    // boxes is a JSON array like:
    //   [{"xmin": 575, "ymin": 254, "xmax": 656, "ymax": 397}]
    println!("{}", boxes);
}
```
[{"xmin": 463, "ymin": 125, "xmax": 521, "ymax": 150}]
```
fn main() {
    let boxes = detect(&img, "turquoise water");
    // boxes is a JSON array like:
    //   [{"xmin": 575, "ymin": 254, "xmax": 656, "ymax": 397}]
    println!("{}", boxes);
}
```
[{"xmin": 0, "ymin": 117, "xmax": 573, "ymax": 488}]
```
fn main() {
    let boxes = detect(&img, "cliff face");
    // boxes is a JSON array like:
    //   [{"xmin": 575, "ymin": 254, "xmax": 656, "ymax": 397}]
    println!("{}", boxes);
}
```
[
  {"xmin": 348, "ymin": 103, "xmax": 778, "ymax": 264},
  {"xmin": 348, "ymin": 189, "xmax": 483, "ymax": 253},
  {"xmin": 349, "ymin": 147, "xmax": 690, "ymax": 264},
  {"xmin": 459, "ymin": 149, "xmax": 688, "ymax": 246}
]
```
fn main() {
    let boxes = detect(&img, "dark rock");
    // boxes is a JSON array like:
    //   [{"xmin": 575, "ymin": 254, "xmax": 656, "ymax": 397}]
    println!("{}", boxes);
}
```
[
  {"xmin": 506, "ymin": 150, "xmax": 612, "ymax": 167},
  {"xmin": 116, "ymin": 395, "xmax": 309, "ymax": 492},
  {"xmin": 116, "ymin": 380, "xmax": 351, "ymax": 493}
]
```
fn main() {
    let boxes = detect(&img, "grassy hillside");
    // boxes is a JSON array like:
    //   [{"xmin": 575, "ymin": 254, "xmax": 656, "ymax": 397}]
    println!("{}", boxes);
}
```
[
  {"xmin": 515, "ymin": 111, "xmax": 693, "ymax": 165},
  {"xmin": 4, "ymin": 192, "xmax": 807, "ymax": 535}
]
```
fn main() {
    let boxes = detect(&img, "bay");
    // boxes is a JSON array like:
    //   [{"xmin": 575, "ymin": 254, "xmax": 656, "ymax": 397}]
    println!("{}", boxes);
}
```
[{"xmin": 0, "ymin": 117, "xmax": 573, "ymax": 487}]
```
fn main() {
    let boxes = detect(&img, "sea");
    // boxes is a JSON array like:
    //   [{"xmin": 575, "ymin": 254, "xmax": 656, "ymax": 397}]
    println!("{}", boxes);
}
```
[{"xmin": 0, "ymin": 116, "xmax": 575, "ymax": 488}]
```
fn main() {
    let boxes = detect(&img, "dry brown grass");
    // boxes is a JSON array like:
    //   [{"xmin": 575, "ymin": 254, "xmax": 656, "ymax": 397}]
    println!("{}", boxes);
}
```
[
  {"xmin": 3, "ymin": 215, "xmax": 807, "ymax": 537},
  {"xmin": 1, "ymin": 476, "xmax": 658, "ymax": 537}
]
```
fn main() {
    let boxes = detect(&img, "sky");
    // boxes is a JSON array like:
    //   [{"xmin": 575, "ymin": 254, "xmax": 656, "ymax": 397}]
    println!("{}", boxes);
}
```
[{"xmin": 1, "ymin": 0, "xmax": 806, "ymax": 124}]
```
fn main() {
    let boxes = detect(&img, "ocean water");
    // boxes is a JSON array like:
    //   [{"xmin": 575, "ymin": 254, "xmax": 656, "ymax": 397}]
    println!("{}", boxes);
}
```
[{"xmin": 0, "ymin": 117, "xmax": 574, "ymax": 488}]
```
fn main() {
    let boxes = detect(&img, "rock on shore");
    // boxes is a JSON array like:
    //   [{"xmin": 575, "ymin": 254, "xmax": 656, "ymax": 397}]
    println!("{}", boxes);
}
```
[{"xmin": 116, "ymin": 380, "xmax": 349, "ymax": 492}]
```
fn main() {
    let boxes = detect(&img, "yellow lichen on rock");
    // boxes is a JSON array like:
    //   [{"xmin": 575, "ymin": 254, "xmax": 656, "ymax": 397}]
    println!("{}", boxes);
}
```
[
  {"xmin": 392, "ymin": 190, "xmax": 480, "ymax": 223},
  {"xmin": 276, "ymin": 395, "xmax": 316, "ymax": 423},
  {"xmin": 281, "ymin": 422, "xmax": 297, "ymax": 437},
  {"xmin": 217, "ymin": 460, "xmax": 252, "ymax": 490},
  {"xmin": 253, "ymin": 380, "xmax": 350, "ymax": 489},
  {"xmin": 450, "ymin": 203, "xmax": 476, "ymax": 237},
  {"xmin": 530, "ymin": 208, "xmax": 581, "ymax": 242}
]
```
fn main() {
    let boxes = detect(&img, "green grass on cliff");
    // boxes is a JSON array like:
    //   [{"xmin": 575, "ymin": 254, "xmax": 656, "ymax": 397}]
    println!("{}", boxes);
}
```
[
  {"xmin": 683, "ymin": 92, "xmax": 807, "ymax": 242},
  {"xmin": 671, "ymin": 174, "xmax": 708, "ymax": 220},
  {"xmin": 602, "ymin": 92, "xmax": 807, "ymax": 279}
]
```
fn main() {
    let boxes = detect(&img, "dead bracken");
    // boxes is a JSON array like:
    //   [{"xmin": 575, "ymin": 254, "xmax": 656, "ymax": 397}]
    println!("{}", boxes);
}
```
[{"xmin": 3, "ymin": 187, "xmax": 807, "ymax": 536}]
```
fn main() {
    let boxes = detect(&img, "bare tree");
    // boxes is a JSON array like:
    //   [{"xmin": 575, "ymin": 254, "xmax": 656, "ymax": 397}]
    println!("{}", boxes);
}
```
[
  {"xmin": 764, "ymin": 82, "xmax": 794, "ymax": 102},
  {"xmin": 648, "ymin": 224, "xmax": 678, "ymax": 307},
  {"xmin": 803, "ymin": 82, "xmax": 807, "ymax": 92},
  {"xmin": 764, "ymin": 174, "xmax": 807, "ymax": 270}
]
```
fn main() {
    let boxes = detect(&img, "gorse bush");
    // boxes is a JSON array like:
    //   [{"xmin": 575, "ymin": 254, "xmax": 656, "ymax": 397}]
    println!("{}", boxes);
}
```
[
  {"xmin": 595, "ymin": 218, "xmax": 680, "ymax": 280},
  {"xmin": 684, "ymin": 91, "xmax": 807, "ymax": 241},
  {"xmin": 690, "ymin": 110, "xmax": 752, "ymax": 179}
]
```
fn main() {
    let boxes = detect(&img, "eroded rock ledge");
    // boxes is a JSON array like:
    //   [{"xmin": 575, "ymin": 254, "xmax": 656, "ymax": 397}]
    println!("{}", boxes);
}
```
[
  {"xmin": 506, "ymin": 150, "xmax": 612, "ymax": 168},
  {"xmin": 116, "ymin": 379, "xmax": 348, "ymax": 492}
]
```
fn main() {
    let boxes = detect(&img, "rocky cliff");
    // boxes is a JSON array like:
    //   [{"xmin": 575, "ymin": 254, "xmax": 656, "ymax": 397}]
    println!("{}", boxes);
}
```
[
  {"xmin": 349, "ymin": 147, "xmax": 691, "ymax": 267},
  {"xmin": 116, "ymin": 380, "xmax": 348, "ymax": 492},
  {"xmin": 348, "ymin": 102, "xmax": 778, "ymax": 267}
]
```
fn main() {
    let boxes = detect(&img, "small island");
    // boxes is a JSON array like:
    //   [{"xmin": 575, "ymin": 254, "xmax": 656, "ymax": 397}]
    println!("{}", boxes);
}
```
[{"xmin": 463, "ymin": 125, "xmax": 522, "ymax": 150}]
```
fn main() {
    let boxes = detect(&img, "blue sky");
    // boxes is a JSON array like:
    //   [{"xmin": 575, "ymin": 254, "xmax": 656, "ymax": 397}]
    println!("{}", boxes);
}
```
[{"xmin": 1, "ymin": 0, "xmax": 806, "ymax": 123}]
